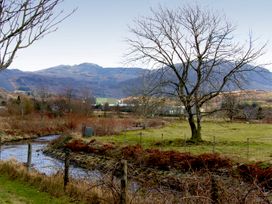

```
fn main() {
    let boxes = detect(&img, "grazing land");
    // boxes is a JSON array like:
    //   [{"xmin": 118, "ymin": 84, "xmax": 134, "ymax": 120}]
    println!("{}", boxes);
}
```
[
  {"xmin": 92, "ymin": 121, "xmax": 272, "ymax": 162},
  {"xmin": 44, "ymin": 121, "xmax": 272, "ymax": 203},
  {"xmin": 0, "ymin": 88, "xmax": 271, "ymax": 203}
]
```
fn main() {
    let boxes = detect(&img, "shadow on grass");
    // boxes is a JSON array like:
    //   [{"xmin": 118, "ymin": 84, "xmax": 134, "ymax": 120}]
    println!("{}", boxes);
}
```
[{"xmin": 152, "ymin": 139, "xmax": 263, "ymax": 147}]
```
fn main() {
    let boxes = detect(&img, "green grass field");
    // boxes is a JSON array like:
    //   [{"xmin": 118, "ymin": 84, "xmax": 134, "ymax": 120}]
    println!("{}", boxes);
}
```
[
  {"xmin": 0, "ymin": 175, "xmax": 71, "ymax": 204},
  {"xmin": 93, "ymin": 120, "xmax": 272, "ymax": 162}
]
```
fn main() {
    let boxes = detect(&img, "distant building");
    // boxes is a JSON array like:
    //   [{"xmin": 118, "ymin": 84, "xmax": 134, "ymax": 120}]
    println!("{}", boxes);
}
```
[
  {"xmin": 160, "ymin": 105, "xmax": 185, "ymax": 116},
  {"xmin": 14, "ymin": 90, "xmax": 32, "ymax": 96},
  {"xmin": 95, "ymin": 98, "xmax": 119, "ymax": 107},
  {"xmin": 14, "ymin": 87, "xmax": 32, "ymax": 96}
]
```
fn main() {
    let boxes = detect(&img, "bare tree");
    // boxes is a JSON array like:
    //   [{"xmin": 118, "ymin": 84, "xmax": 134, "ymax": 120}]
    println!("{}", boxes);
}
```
[
  {"xmin": 221, "ymin": 93, "xmax": 240, "ymax": 121},
  {"xmin": 80, "ymin": 87, "xmax": 95, "ymax": 116},
  {"xmin": 35, "ymin": 85, "xmax": 50, "ymax": 118},
  {"xmin": 238, "ymin": 102, "xmax": 263, "ymax": 121},
  {"xmin": 0, "ymin": 0, "xmax": 74, "ymax": 70},
  {"xmin": 126, "ymin": 5, "xmax": 266, "ymax": 142},
  {"xmin": 63, "ymin": 87, "xmax": 74, "ymax": 113},
  {"xmin": 128, "ymin": 73, "xmax": 166, "ymax": 128}
]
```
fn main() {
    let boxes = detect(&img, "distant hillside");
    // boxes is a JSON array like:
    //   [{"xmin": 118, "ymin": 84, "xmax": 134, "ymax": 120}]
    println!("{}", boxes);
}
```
[
  {"xmin": 0, "ymin": 62, "xmax": 271, "ymax": 98},
  {"xmin": 0, "ymin": 63, "xmax": 145, "ymax": 98}
]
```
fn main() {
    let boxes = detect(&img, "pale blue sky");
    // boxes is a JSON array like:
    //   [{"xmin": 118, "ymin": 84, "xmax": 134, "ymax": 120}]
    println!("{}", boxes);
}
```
[{"xmin": 11, "ymin": 0, "xmax": 272, "ymax": 71}]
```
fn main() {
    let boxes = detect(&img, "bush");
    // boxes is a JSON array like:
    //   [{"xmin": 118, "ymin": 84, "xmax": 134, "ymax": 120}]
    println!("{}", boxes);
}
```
[
  {"xmin": 64, "ymin": 140, "xmax": 232, "ymax": 172},
  {"xmin": 65, "ymin": 139, "xmax": 115, "ymax": 155},
  {"xmin": 238, "ymin": 162, "xmax": 272, "ymax": 190}
]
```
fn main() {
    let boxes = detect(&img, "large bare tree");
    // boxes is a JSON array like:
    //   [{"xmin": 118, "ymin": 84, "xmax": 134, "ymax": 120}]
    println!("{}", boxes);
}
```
[
  {"xmin": 0, "ymin": 0, "xmax": 74, "ymax": 70},
  {"xmin": 126, "ymin": 5, "xmax": 266, "ymax": 142}
]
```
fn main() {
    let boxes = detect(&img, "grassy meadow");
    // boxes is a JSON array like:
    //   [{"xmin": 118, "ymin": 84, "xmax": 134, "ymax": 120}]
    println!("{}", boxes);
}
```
[
  {"xmin": 0, "ymin": 160, "xmax": 113, "ymax": 204},
  {"xmin": 93, "ymin": 120, "xmax": 272, "ymax": 162},
  {"xmin": 0, "ymin": 175, "xmax": 71, "ymax": 204}
]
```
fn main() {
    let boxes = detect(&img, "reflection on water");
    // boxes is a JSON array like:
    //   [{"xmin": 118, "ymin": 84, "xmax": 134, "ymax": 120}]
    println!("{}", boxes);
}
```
[{"xmin": 0, "ymin": 135, "xmax": 101, "ymax": 180}]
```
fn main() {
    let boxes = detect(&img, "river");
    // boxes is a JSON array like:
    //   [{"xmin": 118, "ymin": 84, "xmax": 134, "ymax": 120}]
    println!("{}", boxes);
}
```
[{"xmin": 0, "ymin": 135, "xmax": 101, "ymax": 180}]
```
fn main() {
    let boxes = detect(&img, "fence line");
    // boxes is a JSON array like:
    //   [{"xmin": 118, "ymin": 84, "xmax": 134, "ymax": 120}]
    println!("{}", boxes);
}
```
[
  {"xmin": 0, "ymin": 139, "xmax": 271, "ymax": 203},
  {"xmin": 137, "ymin": 131, "xmax": 272, "ymax": 162}
]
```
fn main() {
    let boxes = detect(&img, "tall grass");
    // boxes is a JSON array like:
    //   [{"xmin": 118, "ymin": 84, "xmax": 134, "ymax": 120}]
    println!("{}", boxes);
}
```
[
  {"xmin": 0, "ymin": 160, "xmax": 110, "ymax": 203},
  {"xmin": 1, "ymin": 158, "xmax": 270, "ymax": 204},
  {"xmin": 0, "ymin": 113, "xmax": 165, "ymax": 142}
]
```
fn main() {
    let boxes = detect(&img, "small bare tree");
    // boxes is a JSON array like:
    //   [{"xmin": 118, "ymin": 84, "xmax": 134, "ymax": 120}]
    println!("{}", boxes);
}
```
[
  {"xmin": 128, "ymin": 73, "xmax": 165, "ymax": 128},
  {"xmin": 221, "ymin": 93, "xmax": 240, "ymax": 121},
  {"xmin": 35, "ymin": 85, "xmax": 50, "ymax": 119},
  {"xmin": 80, "ymin": 87, "xmax": 95, "ymax": 116},
  {"xmin": 126, "ymin": 5, "xmax": 266, "ymax": 142},
  {"xmin": 63, "ymin": 87, "xmax": 74, "ymax": 113},
  {"xmin": 0, "ymin": 0, "xmax": 74, "ymax": 70}
]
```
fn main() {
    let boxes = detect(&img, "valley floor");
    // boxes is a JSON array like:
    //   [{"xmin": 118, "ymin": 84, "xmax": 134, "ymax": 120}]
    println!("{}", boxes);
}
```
[{"xmin": 92, "ymin": 120, "xmax": 272, "ymax": 162}]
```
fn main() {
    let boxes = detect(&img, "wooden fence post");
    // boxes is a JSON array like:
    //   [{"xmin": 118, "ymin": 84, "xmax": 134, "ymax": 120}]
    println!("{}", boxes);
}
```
[
  {"xmin": 0, "ymin": 137, "xmax": 2, "ymax": 160},
  {"xmin": 160, "ymin": 133, "xmax": 164, "ymax": 151},
  {"xmin": 247, "ymin": 138, "xmax": 250, "ymax": 160},
  {"xmin": 212, "ymin": 136, "xmax": 215, "ymax": 154},
  {"xmin": 64, "ymin": 149, "xmax": 70, "ymax": 190},
  {"xmin": 27, "ymin": 143, "xmax": 32, "ymax": 172},
  {"xmin": 123, "ymin": 129, "xmax": 126, "ymax": 145},
  {"xmin": 184, "ymin": 134, "xmax": 187, "ymax": 152},
  {"xmin": 120, "ymin": 160, "xmax": 127, "ymax": 204},
  {"xmin": 139, "ymin": 132, "xmax": 142, "ymax": 146},
  {"xmin": 82, "ymin": 123, "xmax": 86, "ymax": 137}
]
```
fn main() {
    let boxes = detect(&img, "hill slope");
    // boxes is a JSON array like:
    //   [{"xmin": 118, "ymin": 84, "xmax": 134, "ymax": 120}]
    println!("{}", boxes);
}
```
[{"xmin": 0, "ymin": 63, "xmax": 271, "ymax": 98}]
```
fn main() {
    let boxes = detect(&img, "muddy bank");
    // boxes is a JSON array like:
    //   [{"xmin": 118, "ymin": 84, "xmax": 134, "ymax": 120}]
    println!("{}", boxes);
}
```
[
  {"xmin": 0, "ymin": 133, "xmax": 39, "ymax": 143},
  {"xmin": 44, "ymin": 144, "xmax": 198, "ymax": 191},
  {"xmin": 43, "ymin": 137, "xmax": 239, "ymax": 192},
  {"xmin": 0, "ymin": 133, "xmax": 61, "ymax": 144}
]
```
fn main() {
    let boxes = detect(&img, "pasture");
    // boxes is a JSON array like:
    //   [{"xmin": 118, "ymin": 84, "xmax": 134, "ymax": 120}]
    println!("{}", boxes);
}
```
[{"xmin": 93, "ymin": 120, "xmax": 272, "ymax": 162}]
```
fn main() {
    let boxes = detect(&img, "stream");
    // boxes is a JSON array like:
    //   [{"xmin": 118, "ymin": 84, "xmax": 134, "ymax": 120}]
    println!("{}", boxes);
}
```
[{"xmin": 0, "ymin": 135, "xmax": 102, "ymax": 180}]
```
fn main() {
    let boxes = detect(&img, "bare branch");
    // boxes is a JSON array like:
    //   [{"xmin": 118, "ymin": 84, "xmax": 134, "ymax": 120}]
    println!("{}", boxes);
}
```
[
  {"xmin": 0, "ymin": 0, "xmax": 75, "ymax": 70},
  {"xmin": 126, "ymin": 4, "xmax": 266, "ymax": 141}
]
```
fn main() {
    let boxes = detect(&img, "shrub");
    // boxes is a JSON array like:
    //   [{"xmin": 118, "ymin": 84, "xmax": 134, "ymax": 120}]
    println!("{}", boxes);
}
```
[
  {"xmin": 64, "ymin": 139, "xmax": 232, "ymax": 172},
  {"xmin": 121, "ymin": 145, "xmax": 231, "ymax": 172},
  {"xmin": 121, "ymin": 145, "xmax": 143, "ymax": 159},
  {"xmin": 65, "ymin": 139, "xmax": 115, "ymax": 155},
  {"xmin": 238, "ymin": 162, "xmax": 272, "ymax": 190}
]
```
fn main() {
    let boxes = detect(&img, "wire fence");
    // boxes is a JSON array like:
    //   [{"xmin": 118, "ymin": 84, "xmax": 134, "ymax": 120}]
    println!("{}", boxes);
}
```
[
  {"xmin": 52, "ymin": 150, "xmax": 272, "ymax": 204},
  {"xmin": 131, "ymin": 131, "xmax": 272, "ymax": 163},
  {"xmin": 0, "ymin": 136, "xmax": 272, "ymax": 203}
]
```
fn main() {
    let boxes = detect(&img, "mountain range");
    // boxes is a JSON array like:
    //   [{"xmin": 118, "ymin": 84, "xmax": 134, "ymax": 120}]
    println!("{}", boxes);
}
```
[{"xmin": 0, "ymin": 63, "xmax": 271, "ymax": 98}]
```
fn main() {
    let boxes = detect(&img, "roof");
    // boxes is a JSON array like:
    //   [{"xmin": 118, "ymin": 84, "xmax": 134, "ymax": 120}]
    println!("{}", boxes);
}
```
[{"xmin": 96, "ymin": 98, "xmax": 119, "ymax": 105}]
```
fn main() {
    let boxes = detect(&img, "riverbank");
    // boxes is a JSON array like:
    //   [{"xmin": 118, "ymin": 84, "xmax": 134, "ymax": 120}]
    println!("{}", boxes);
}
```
[
  {"xmin": 0, "ymin": 114, "xmax": 79, "ymax": 143},
  {"xmin": 0, "ymin": 133, "xmax": 38, "ymax": 143},
  {"xmin": 0, "ymin": 114, "xmax": 167, "ymax": 144},
  {"xmin": 0, "ymin": 174, "xmax": 71, "ymax": 204},
  {"xmin": 0, "ymin": 160, "xmax": 105, "ymax": 204},
  {"xmin": 44, "ymin": 136, "xmax": 272, "ymax": 203}
]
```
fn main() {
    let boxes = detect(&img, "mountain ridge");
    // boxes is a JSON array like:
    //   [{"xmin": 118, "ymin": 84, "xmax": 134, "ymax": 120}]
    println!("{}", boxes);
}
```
[{"xmin": 0, "ymin": 62, "xmax": 271, "ymax": 98}]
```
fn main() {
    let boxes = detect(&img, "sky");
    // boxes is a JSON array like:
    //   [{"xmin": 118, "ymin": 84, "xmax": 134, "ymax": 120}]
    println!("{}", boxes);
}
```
[{"xmin": 10, "ymin": 0, "xmax": 272, "ymax": 71}]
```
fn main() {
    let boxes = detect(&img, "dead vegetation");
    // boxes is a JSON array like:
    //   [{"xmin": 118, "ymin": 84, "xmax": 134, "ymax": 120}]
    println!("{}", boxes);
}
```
[
  {"xmin": 1, "ymin": 157, "xmax": 271, "ymax": 204},
  {"xmin": 41, "ymin": 136, "xmax": 272, "ymax": 203},
  {"xmin": 0, "ymin": 110, "xmax": 166, "ymax": 142}
]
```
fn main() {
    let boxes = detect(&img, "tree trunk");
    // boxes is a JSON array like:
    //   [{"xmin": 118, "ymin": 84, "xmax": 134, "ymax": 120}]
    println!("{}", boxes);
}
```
[
  {"xmin": 188, "ymin": 110, "xmax": 202, "ymax": 142},
  {"xmin": 196, "ymin": 123, "xmax": 201, "ymax": 140},
  {"xmin": 195, "ymin": 105, "xmax": 202, "ymax": 141}
]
